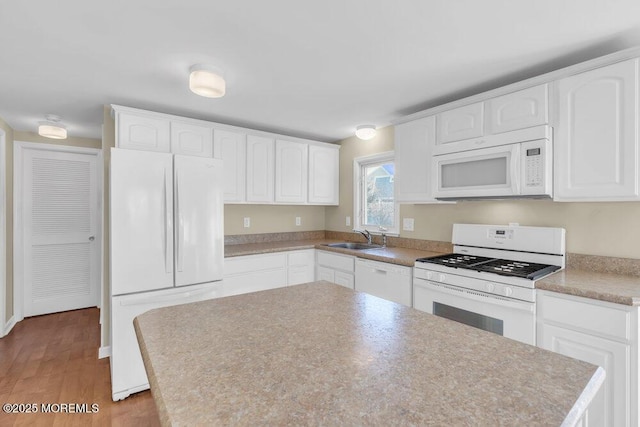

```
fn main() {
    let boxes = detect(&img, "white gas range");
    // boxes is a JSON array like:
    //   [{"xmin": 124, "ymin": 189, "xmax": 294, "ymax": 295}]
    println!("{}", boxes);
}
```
[{"xmin": 413, "ymin": 223, "xmax": 565, "ymax": 345}]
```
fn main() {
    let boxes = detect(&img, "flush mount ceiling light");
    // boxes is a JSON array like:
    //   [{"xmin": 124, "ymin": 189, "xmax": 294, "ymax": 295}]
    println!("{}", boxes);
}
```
[
  {"xmin": 355, "ymin": 125, "xmax": 377, "ymax": 140},
  {"xmin": 38, "ymin": 114, "xmax": 67, "ymax": 139},
  {"xmin": 189, "ymin": 64, "xmax": 226, "ymax": 98}
]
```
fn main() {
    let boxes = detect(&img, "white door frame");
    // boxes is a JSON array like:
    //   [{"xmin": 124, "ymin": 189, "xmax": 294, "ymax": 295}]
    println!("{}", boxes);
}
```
[
  {"xmin": 13, "ymin": 141, "xmax": 103, "ymax": 322},
  {"xmin": 0, "ymin": 129, "xmax": 6, "ymax": 336}
]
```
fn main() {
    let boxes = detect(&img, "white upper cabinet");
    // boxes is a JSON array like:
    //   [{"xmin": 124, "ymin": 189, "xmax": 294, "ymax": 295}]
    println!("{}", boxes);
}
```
[
  {"xmin": 394, "ymin": 116, "xmax": 439, "ymax": 203},
  {"xmin": 112, "ymin": 105, "xmax": 339, "ymax": 206},
  {"xmin": 246, "ymin": 135, "xmax": 275, "ymax": 203},
  {"xmin": 436, "ymin": 102, "xmax": 484, "ymax": 145},
  {"xmin": 213, "ymin": 130, "xmax": 247, "ymax": 203},
  {"xmin": 554, "ymin": 58, "xmax": 640, "ymax": 201},
  {"xmin": 486, "ymin": 84, "xmax": 548, "ymax": 134},
  {"xmin": 116, "ymin": 112, "xmax": 171, "ymax": 152},
  {"xmin": 308, "ymin": 144, "xmax": 339, "ymax": 205},
  {"xmin": 275, "ymin": 140, "xmax": 308, "ymax": 203},
  {"xmin": 170, "ymin": 122, "xmax": 213, "ymax": 157}
]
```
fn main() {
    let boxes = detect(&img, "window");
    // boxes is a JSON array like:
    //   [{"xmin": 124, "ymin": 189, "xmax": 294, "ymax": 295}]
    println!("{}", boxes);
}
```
[{"xmin": 353, "ymin": 151, "xmax": 398, "ymax": 235}]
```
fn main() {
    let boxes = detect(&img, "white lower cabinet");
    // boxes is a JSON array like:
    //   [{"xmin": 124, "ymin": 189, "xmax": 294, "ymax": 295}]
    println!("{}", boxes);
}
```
[
  {"xmin": 537, "ymin": 290, "xmax": 639, "ymax": 427},
  {"xmin": 223, "ymin": 250, "xmax": 316, "ymax": 295},
  {"xmin": 355, "ymin": 259, "xmax": 412, "ymax": 306},
  {"xmin": 316, "ymin": 251, "xmax": 355, "ymax": 289},
  {"xmin": 287, "ymin": 249, "xmax": 315, "ymax": 285},
  {"xmin": 223, "ymin": 252, "xmax": 288, "ymax": 296}
]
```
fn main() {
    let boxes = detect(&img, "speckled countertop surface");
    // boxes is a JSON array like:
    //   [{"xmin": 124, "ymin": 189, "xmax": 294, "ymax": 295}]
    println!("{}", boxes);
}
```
[
  {"xmin": 224, "ymin": 239, "xmax": 444, "ymax": 267},
  {"xmin": 537, "ymin": 269, "xmax": 640, "ymax": 306},
  {"xmin": 135, "ymin": 282, "xmax": 603, "ymax": 426}
]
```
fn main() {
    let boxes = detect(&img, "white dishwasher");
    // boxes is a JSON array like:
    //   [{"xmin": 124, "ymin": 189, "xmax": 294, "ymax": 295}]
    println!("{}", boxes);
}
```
[{"xmin": 355, "ymin": 259, "xmax": 412, "ymax": 306}]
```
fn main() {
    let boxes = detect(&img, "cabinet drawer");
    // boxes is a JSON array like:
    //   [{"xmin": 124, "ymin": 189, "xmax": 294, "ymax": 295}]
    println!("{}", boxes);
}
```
[
  {"xmin": 316, "ymin": 251, "xmax": 355, "ymax": 272},
  {"xmin": 288, "ymin": 249, "xmax": 315, "ymax": 266},
  {"xmin": 538, "ymin": 291, "xmax": 631, "ymax": 341},
  {"xmin": 224, "ymin": 253, "xmax": 287, "ymax": 276}
]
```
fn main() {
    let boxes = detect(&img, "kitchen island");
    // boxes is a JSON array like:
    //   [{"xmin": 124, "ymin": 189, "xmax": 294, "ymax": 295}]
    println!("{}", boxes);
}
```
[{"xmin": 134, "ymin": 281, "xmax": 603, "ymax": 426}]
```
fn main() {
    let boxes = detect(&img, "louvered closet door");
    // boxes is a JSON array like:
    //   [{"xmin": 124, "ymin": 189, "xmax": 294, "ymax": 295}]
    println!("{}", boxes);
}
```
[{"xmin": 23, "ymin": 148, "xmax": 99, "ymax": 317}]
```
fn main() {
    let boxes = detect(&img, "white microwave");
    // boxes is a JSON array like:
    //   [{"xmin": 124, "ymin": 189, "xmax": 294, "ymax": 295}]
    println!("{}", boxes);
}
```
[{"xmin": 432, "ymin": 137, "xmax": 552, "ymax": 200}]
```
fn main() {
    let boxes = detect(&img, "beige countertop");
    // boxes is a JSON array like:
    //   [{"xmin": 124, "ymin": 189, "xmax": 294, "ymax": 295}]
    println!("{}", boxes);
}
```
[
  {"xmin": 135, "ymin": 282, "xmax": 603, "ymax": 426},
  {"xmin": 224, "ymin": 239, "xmax": 444, "ymax": 267},
  {"xmin": 537, "ymin": 269, "xmax": 640, "ymax": 306}
]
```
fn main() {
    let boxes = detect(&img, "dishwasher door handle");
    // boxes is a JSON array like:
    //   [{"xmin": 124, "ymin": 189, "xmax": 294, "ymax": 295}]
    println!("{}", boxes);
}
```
[{"xmin": 372, "ymin": 268, "xmax": 388, "ymax": 274}]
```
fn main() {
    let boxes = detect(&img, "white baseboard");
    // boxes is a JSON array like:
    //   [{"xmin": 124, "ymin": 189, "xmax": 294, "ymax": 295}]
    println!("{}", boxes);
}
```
[
  {"xmin": 98, "ymin": 345, "xmax": 111, "ymax": 359},
  {"xmin": 2, "ymin": 315, "xmax": 16, "ymax": 337}
]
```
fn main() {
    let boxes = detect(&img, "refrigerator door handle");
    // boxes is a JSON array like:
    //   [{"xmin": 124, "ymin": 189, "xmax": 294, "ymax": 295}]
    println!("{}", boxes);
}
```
[
  {"xmin": 176, "ymin": 170, "xmax": 184, "ymax": 272},
  {"xmin": 163, "ymin": 168, "xmax": 173, "ymax": 273}
]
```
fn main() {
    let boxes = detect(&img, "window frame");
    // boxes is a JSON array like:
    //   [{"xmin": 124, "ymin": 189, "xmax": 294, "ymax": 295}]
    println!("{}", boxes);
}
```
[{"xmin": 353, "ymin": 151, "xmax": 399, "ymax": 236}]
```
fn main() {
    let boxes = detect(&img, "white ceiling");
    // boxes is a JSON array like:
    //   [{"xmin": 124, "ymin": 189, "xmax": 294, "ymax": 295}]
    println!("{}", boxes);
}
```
[{"xmin": 1, "ymin": 1, "xmax": 640, "ymax": 143}]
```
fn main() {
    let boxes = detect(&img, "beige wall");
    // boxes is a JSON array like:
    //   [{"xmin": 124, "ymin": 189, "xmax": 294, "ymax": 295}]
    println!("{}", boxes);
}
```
[
  {"xmin": 1, "ymin": 116, "xmax": 14, "ymax": 325},
  {"xmin": 325, "ymin": 126, "xmax": 394, "ymax": 235},
  {"xmin": 224, "ymin": 205, "xmax": 325, "ymax": 235},
  {"xmin": 102, "ymin": 106, "xmax": 115, "ymax": 346},
  {"xmin": 326, "ymin": 125, "xmax": 640, "ymax": 259}
]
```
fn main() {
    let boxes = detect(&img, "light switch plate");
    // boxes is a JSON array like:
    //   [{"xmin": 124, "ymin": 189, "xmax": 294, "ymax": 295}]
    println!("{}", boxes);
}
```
[
  {"xmin": 295, "ymin": 216, "xmax": 301, "ymax": 226},
  {"xmin": 346, "ymin": 216, "xmax": 351, "ymax": 226},
  {"xmin": 403, "ymin": 218, "xmax": 414, "ymax": 231},
  {"xmin": 243, "ymin": 217, "xmax": 250, "ymax": 228}
]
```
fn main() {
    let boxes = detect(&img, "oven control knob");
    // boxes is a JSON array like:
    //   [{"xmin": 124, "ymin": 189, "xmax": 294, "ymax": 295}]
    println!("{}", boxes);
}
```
[
  {"xmin": 503, "ymin": 287, "xmax": 513, "ymax": 297},
  {"xmin": 426, "ymin": 271, "xmax": 433, "ymax": 280},
  {"xmin": 438, "ymin": 274, "xmax": 446, "ymax": 283},
  {"xmin": 485, "ymin": 283, "xmax": 495, "ymax": 292}
]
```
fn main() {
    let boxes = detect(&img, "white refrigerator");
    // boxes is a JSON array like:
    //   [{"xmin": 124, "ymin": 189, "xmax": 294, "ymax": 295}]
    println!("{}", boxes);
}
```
[{"xmin": 109, "ymin": 148, "xmax": 224, "ymax": 400}]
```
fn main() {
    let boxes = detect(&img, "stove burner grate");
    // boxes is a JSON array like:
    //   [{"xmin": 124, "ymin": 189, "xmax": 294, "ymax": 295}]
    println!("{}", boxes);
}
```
[{"xmin": 417, "ymin": 253, "xmax": 561, "ymax": 280}]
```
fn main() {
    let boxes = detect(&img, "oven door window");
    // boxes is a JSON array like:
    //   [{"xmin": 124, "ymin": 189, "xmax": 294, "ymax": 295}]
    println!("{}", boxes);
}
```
[{"xmin": 433, "ymin": 302, "xmax": 504, "ymax": 336}]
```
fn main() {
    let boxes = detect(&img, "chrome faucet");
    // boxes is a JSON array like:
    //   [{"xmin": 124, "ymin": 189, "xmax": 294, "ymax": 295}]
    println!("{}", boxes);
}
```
[
  {"xmin": 379, "ymin": 226, "xmax": 388, "ymax": 247},
  {"xmin": 355, "ymin": 229, "xmax": 372, "ymax": 244}
]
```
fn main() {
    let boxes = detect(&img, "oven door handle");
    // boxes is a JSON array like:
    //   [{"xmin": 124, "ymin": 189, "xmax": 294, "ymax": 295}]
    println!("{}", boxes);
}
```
[{"xmin": 414, "ymin": 279, "xmax": 534, "ymax": 313}]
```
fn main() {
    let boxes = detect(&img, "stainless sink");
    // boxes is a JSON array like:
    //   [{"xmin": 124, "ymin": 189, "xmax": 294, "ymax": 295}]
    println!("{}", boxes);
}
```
[{"xmin": 325, "ymin": 242, "xmax": 384, "ymax": 250}]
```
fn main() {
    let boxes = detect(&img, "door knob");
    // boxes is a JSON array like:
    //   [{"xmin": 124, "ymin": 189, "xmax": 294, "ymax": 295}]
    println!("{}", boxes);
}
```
[{"xmin": 89, "ymin": 236, "xmax": 95, "ymax": 241}]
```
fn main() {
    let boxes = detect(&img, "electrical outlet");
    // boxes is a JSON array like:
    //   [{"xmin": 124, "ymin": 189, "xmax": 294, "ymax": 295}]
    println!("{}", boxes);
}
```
[
  {"xmin": 295, "ymin": 216, "xmax": 301, "ymax": 226},
  {"xmin": 243, "ymin": 217, "xmax": 250, "ymax": 228},
  {"xmin": 403, "ymin": 218, "xmax": 415, "ymax": 231},
  {"xmin": 346, "ymin": 216, "xmax": 351, "ymax": 226}
]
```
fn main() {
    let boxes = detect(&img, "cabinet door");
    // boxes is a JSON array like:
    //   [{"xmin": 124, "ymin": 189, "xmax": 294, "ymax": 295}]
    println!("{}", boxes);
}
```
[
  {"xmin": 117, "ymin": 113, "xmax": 170, "ymax": 152},
  {"xmin": 246, "ymin": 135, "xmax": 275, "ymax": 203},
  {"xmin": 171, "ymin": 122, "xmax": 213, "ymax": 157},
  {"xmin": 538, "ymin": 323, "xmax": 629, "ymax": 427},
  {"xmin": 436, "ymin": 102, "xmax": 484, "ymax": 145},
  {"xmin": 486, "ymin": 84, "xmax": 548, "ymax": 134},
  {"xmin": 213, "ymin": 130, "xmax": 246, "ymax": 203},
  {"xmin": 554, "ymin": 59, "xmax": 640, "ymax": 201},
  {"xmin": 394, "ymin": 116, "xmax": 439, "ymax": 203},
  {"xmin": 334, "ymin": 271, "xmax": 354, "ymax": 289},
  {"xmin": 275, "ymin": 140, "xmax": 308, "ymax": 203},
  {"xmin": 316, "ymin": 266, "xmax": 335, "ymax": 283},
  {"xmin": 288, "ymin": 250, "xmax": 315, "ymax": 285},
  {"xmin": 308, "ymin": 145, "xmax": 339, "ymax": 205}
]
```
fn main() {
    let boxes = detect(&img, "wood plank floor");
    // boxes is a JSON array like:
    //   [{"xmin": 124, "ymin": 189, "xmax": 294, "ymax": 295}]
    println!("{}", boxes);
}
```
[{"xmin": 0, "ymin": 308, "xmax": 160, "ymax": 426}]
